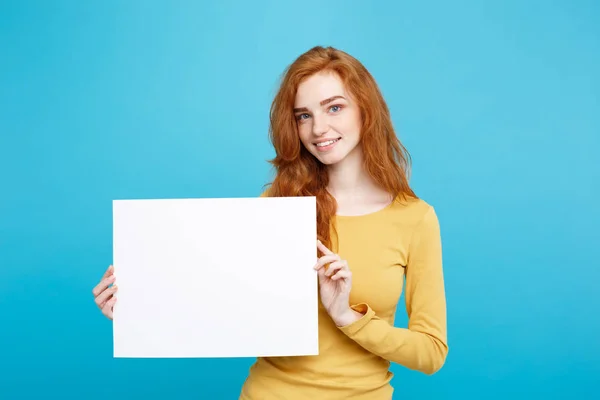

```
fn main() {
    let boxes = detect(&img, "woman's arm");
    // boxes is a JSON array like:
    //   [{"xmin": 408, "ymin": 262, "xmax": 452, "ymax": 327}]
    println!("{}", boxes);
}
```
[{"xmin": 337, "ymin": 206, "xmax": 448, "ymax": 374}]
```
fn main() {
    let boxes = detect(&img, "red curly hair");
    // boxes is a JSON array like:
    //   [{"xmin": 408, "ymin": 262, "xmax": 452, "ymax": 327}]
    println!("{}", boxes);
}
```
[{"xmin": 264, "ymin": 46, "xmax": 417, "ymax": 250}]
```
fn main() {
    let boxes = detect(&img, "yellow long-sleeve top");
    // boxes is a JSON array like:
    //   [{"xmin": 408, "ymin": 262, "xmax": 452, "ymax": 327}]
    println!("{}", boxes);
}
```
[{"xmin": 239, "ymin": 194, "xmax": 448, "ymax": 399}]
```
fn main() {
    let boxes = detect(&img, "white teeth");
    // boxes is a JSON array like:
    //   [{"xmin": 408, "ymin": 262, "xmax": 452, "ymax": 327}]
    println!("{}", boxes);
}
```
[{"xmin": 316, "ymin": 139, "xmax": 338, "ymax": 147}]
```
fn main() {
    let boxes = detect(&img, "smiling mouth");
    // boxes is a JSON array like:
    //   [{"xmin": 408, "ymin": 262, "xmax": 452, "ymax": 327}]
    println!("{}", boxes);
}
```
[{"xmin": 315, "ymin": 138, "xmax": 341, "ymax": 147}]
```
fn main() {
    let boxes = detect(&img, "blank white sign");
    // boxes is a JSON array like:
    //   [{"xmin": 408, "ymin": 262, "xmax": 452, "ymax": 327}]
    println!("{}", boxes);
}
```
[{"xmin": 112, "ymin": 196, "xmax": 318, "ymax": 358}]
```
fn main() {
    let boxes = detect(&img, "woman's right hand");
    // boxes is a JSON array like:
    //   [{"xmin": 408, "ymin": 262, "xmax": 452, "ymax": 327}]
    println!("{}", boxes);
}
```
[{"xmin": 92, "ymin": 264, "xmax": 118, "ymax": 320}]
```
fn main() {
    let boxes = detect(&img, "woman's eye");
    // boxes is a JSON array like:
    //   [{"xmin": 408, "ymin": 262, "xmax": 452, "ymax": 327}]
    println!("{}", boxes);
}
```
[
  {"xmin": 297, "ymin": 113, "xmax": 309, "ymax": 120},
  {"xmin": 330, "ymin": 105, "xmax": 341, "ymax": 112}
]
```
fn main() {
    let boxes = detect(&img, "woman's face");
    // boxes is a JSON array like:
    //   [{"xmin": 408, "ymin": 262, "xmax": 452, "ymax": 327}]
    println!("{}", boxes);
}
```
[{"xmin": 294, "ymin": 71, "xmax": 362, "ymax": 166}]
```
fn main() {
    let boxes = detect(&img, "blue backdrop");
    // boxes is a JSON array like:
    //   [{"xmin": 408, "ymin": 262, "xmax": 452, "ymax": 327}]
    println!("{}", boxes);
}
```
[{"xmin": 1, "ymin": 1, "xmax": 598, "ymax": 399}]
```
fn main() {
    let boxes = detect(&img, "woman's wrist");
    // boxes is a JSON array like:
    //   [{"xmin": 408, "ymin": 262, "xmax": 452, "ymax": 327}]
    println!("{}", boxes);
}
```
[{"xmin": 332, "ymin": 307, "xmax": 363, "ymax": 327}]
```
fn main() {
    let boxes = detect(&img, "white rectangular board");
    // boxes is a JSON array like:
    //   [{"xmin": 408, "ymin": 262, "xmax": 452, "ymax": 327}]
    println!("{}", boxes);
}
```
[{"xmin": 112, "ymin": 196, "xmax": 318, "ymax": 358}]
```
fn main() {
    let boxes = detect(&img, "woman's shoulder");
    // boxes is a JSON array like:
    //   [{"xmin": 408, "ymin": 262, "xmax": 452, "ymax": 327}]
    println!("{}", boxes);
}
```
[
  {"xmin": 259, "ymin": 185, "xmax": 273, "ymax": 197},
  {"xmin": 391, "ymin": 194, "xmax": 438, "ymax": 224}
]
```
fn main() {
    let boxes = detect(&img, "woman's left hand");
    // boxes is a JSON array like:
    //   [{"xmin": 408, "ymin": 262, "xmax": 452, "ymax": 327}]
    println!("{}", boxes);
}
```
[{"xmin": 314, "ymin": 240, "xmax": 360, "ymax": 327}]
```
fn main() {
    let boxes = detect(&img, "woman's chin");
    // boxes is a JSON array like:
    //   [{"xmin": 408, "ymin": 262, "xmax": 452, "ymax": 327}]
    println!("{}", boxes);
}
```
[{"xmin": 314, "ymin": 152, "xmax": 343, "ymax": 166}]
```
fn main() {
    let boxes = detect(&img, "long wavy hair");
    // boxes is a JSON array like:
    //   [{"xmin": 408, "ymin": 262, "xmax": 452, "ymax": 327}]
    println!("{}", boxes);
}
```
[{"xmin": 265, "ymin": 46, "xmax": 417, "ymax": 250}]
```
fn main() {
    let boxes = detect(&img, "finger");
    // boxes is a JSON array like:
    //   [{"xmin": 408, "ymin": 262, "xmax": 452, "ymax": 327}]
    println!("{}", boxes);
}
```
[
  {"xmin": 92, "ymin": 274, "xmax": 116, "ymax": 297},
  {"xmin": 96, "ymin": 285, "xmax": 117, "ymax": 308},
  {"xmin": 314, "ymin": 254, "xmax": 341, "ymax": 270},
  {"xmin": 317, "ymin": 264, "xmax": 327, "ymax": 283},
  {"xmin": 95, "ymin": 285, "xmax": 118, "ymax": 308},
  {"xmin": 102, "ymin": 296, "xmax": 117, "ymax": 320},
  {"xmin": 325, "ymin": 260, "xmax": 347, "ymax": 277},
  {"xmin": 317, "ymin": 240, "xmax": 334, "ymax": 256},
  {"xmin": 331, "ymin": 269, "xmax": 352, "ymax": 281},
  {"xmin": 102, "ymin": 264, "xmax": 114, "ymax": 280},
  {"xmin": 98, "ymin": 293, "xmax": 112, "ymax": 310}
]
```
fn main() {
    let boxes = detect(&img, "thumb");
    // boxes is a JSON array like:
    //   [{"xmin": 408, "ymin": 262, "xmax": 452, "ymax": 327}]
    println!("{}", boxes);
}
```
[{"xmin": 317, "ymin": 265, "xmax": 327, "ymax": 284}]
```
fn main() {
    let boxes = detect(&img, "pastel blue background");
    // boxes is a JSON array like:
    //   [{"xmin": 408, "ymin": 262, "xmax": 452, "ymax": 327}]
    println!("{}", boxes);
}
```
[{"xmin": 1, "ymin": 0, "xmax": 598, "ymax": 399}]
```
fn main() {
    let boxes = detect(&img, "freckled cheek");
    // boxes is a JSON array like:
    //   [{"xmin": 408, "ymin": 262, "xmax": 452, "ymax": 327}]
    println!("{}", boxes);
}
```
[
  {"xmin": 343, "ymin": 120, "xmax": 361, "ymax": 140},
  {"xmin": 297, "ymin": 125, "xmax": 312, "ymax": 146},
  {"xmin": 333, "ymin": 121, "xmax": 357, "ymax": 138}
]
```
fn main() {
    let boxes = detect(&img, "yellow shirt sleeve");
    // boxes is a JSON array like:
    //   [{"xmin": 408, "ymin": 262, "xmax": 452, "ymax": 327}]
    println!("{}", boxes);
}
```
[{"xmin": 338, "ymin": 206, "xmax": 448, "ymax": 374}]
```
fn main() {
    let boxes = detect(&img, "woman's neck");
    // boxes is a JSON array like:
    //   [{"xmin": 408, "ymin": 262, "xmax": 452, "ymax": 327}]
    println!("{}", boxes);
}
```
[
  {"xmin": 325, "ymin": 146, "xmax": 385, "ymax": 201},
  {"xmin": 325, "ymin": 146, "xmax": 394, "ymax": 215}
]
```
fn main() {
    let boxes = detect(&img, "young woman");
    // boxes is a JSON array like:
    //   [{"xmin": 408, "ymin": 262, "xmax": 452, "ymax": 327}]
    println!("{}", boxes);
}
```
[{"xmin": 92, "ymin": 46, "xmax": 448, "ymax": 399}]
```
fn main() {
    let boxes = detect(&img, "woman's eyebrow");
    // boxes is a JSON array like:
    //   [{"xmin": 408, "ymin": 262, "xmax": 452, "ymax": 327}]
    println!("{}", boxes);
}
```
[{"xmin": 294, "ymin": 95, "xmax": 347, "ymax": 113}]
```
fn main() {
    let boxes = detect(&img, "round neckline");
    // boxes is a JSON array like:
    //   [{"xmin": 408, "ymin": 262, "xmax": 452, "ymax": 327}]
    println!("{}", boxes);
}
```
[{"xmin": 335, "ymin": 196, "xmax": 397, "ymax": 219}]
